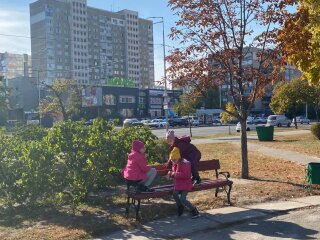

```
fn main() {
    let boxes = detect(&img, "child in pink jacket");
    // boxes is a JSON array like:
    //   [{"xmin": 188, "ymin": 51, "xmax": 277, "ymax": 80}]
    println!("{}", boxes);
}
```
[
  {"xmin": 123, "ymin": 140, "xmax": 156, "ymax": 193},
  {"xmin": 167, "ymin": 147, "xmax": 199, "ymax": 218}
]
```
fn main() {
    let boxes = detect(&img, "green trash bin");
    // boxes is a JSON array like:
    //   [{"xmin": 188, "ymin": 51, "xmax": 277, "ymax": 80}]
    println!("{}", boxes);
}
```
[
  {"xmin": 256, "ymin": 126, "xmax": 274, "ymax": 141},
  {"xmin": 307, "ymin": 162, "xmax": 320, "ymax": 184}
]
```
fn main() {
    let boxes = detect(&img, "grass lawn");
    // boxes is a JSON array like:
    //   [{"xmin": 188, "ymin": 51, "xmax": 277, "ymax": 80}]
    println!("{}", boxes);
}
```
[
  {"xmin": 192, "ymin": 132, "xmax": 240, "ymax": 139},
  {"xmin": 1, "ymin": 142, "xmax": 319, "ymax": 240},
  {"xmin": 250, "ymin": 133, "xmax": 320, "ymax": 158}
]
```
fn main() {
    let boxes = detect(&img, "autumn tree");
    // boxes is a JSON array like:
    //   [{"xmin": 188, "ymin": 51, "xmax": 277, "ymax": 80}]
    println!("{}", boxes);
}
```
[
  {"xmin": 173, "ymin": 94, "xmax": 197, "ymax": 136},
  {"xmin": 167, "ymin": 0, "xmax": 288, "ymax": 178},
  {"xmin": 270, "ymin": 79, "xmax": 313, "ymax": 129},
  {"xmin": 220, "ymin": 102, "xmax": 237, "ymax": 125},
  {"xmin": 39, "ymin": 79, "xmax": 81, "ymax": 121},
  {"xmin": 311, "ymin": 85, "xmax": 320, "ymax": 122},
  {"xmin": 278, "ymin": 1, "xmax": 320, "ymax": 84}
]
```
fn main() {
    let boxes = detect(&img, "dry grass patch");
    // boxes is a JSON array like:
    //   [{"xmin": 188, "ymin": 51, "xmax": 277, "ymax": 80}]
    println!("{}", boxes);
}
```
[{"xmin": 250, "ymin": 133, "xmax": 320, "ymax": 158}]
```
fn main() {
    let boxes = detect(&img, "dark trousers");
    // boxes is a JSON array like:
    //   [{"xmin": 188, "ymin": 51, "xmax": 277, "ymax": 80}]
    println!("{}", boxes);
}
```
[
  {"xmin": 172, "ymin": 190, "xmax": 195, "ymax": 211},
  {"xmin": 191, "ymin": 161, "xmax": 200, "ymax": 181}
]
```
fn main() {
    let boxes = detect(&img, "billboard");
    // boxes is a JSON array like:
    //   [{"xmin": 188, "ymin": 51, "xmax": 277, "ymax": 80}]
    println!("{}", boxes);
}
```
[{"xmin": 81, "ymin": 87, "xmax": 102, "ymax": 107}]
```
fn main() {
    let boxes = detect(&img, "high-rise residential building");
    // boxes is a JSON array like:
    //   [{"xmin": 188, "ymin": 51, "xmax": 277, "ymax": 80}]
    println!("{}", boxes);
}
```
[{"xmin": 30, "ymin": 0, "xmax": 154, "ymax": 88}]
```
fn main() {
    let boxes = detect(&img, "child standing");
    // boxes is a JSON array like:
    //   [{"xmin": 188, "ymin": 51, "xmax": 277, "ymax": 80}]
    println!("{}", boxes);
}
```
[
  {"xmin": 123, "ymin": 140, "xmax": 156, "ymax": 193},
  {"xmin": 168, "ymin": 147, "xmax": 200, "ymax": 218},
  {"xmin": 166, "ymin": 130, "xmax": 202, "ymax": 185}
]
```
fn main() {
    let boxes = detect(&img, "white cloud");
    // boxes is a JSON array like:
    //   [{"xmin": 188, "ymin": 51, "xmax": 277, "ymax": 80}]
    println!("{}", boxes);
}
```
[{"xmin": 0, "ymin": 9, "xmax": 31, "ymax": 54}]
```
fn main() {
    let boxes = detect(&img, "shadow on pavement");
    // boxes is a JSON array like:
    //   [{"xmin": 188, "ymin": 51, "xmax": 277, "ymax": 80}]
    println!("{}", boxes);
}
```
[{"xmin": 106, "ymin": 208, "xmax": 319, "ymax": 240}]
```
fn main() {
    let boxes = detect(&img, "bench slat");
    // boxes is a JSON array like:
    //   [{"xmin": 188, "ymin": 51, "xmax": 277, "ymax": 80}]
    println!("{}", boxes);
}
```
[
  {"xmin": 152, "ymin": 160, "xmax": 221, "ymax": 175},
  {"xmin": 130, "ymin": 179, "xmax": 233, "ymax": 200},
  {"xmin": 197, "ymin": 159, "xmax": 220, "ymax": 171}
]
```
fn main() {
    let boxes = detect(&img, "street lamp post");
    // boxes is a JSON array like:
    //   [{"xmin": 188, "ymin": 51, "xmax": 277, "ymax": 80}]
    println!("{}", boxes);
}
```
[{"xmin": 148, "ymin": 16, "xmax": 169, "ymax": 132}]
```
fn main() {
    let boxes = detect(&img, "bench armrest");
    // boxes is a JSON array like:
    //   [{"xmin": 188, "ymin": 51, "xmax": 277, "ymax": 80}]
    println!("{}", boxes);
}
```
[{"xmin": 219, "ymin": 171, "xmax": 230, "ymax": 180}]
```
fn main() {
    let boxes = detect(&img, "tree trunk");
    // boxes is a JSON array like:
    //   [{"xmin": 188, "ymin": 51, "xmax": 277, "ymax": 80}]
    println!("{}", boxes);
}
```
[
  {"xmin": 294, "ymin": 115, "xmax": 298, "ymax": 129},
  {"xmin": 314, "ymin": 106, "xmax": 319, "ymax": 122},
  {"xmin": 240, "ymin": 120, "xmax": 249, "ymax": 179},
  {"xmin": 188, "ymin": 113, "xmax": 192, "ymax": 137}
]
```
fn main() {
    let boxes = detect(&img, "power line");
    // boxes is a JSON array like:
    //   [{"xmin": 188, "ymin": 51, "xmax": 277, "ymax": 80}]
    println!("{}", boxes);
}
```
[{"xmin": 0, "ymin": 32, "xmax": 177, "ymax": 50}]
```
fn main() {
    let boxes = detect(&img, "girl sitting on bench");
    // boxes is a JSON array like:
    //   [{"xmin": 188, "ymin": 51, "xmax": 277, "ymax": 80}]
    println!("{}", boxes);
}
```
[{"xmin": 122, "ymin": 140, "xmax": 156, "ymax": 193}]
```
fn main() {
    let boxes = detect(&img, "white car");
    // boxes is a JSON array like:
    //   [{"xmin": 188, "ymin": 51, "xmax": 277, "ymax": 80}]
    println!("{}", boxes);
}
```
[
  {"xmin": 292, "ymin": 116, "xmax": 310, "ymax": 125},
  {"xmin": 267, "ymin": 115, "xmax": 291, "ymax": 127},
  {"xmin": 183, "ymin": 116, "xmax": 200, "ymax": 126},
  {"xmin": 147, "ymin": 119, "xmax": 167, "ymax": 128},
  {"xmin": 236, "ymin": 121, "xmax": 256, "ymax": 132},
  {"xmin": 141, "ymin": 119, "xmax": 151, "ymax": 124}
]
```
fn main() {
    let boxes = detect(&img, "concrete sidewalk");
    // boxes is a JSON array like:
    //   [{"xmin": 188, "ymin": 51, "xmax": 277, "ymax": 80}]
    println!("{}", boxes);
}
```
[
  {"xmin": 191, "ymin": 129, "xmax": 310, "ymax": 145},
  {"xmin": 100, "ymin": 196, "xmax": 320, "ymax": 240},
  {"xmin": 247, "ymin": 142, "xmax": 320, "ymax": 165}
]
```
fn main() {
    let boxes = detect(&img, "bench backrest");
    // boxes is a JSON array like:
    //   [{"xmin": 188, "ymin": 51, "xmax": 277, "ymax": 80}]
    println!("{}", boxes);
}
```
[{"xmin": 154, "ymin": 159, "xmax": 220, "ymax": 177}]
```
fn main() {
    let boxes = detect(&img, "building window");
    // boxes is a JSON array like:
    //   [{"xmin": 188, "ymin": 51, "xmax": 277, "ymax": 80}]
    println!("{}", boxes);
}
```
[
  {"xmin": 120, "ymin": 96, "xmax": 135, "ymax": 104},
  {"xmin": 104, "ymin": 94, "xmax": 116, "ymax": 105}
]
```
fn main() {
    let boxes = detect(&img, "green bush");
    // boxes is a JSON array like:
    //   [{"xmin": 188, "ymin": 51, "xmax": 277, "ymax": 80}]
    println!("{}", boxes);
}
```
[
  {"xmin": 154, "ymin": 139, "xmax": 170, "ymax": 164},
  {"xmin": 311, "ymin": 123, "xmax": 320, "ymax": 140},
  {"xmin": 13, "ymin": 124, "xmax": 48, "ymax": 142},
  {"xmin": 0, "ymin": 120, "xmax": 162, "ymax": 208}
]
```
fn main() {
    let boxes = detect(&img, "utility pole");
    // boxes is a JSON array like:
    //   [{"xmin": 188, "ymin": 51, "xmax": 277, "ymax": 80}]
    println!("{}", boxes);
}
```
[
  {"xmin": 37, "ymin": 70, "xmax": 41, "ymax": 125},
  {"xmin": 162, "ymin": 17, "xmax": 169, "ymax": 132},
  {"xmin": 147, "ymin": 16, "xmax": 169, "ymax": 132}
]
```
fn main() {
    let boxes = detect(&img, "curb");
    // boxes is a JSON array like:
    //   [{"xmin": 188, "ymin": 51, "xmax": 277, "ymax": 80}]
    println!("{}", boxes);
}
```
[{"xmin": 102, "ymin": 196, "xmax": 320, "ymax": 240}]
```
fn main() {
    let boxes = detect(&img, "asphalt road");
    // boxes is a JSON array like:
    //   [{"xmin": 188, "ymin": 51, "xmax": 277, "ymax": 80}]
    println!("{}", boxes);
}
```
[
  {"xmin": 151, "ymin": 125, "xmax": 237, "ymax": 138},
  {"xmin": 184, "ymin": 207, "xmax": 320, "ymax": 240}
]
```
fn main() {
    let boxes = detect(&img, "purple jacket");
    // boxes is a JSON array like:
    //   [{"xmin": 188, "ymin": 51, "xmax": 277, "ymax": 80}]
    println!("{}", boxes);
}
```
[{"xmin": 169, "ymin": 136, "xmax": 201, "ymax": 164}]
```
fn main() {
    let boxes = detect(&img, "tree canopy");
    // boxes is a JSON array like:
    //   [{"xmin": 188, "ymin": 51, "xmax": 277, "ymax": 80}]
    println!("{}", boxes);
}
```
[
  {"xmin": 39, "ymin": 79, "xmax": 81, "ymax": 121},
  {"xmin": 278, "ymin": 0, "xmax": 320, "ymax": 84},
  {"xmin": 270, "ymin": 78, "xmax": 314, "ymax": 128},
  {"xmin": 173, "ymin": 94, "xmax": 196, "ymax": 117}
]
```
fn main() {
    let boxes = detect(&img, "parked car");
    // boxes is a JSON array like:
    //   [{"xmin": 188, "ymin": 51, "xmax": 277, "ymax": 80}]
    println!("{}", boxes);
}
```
[
  {"xmin": 183, "ymin": 116, "xmax": 200, "ymax": 126},
  {"xmin": 84, "ymin": 119, "xmax": 94, "ymax": 126},
  {"xmin": 267, "ymin": 115, "xmax": 291, "ymax": 127},
  {"xmin": 236, "ymin": 121, "xmax": 256, "ymax": 132},
  {"xmin": 169, "ymin": 118, "xmax": 189, "ymax": 127},
  {"xmin": 141, "ymin": 119, "xmax": 151, "ymax": 125},
  {"xmin": 154, "ymin": 116, "xmax": 166, "ymax": 120},
  {"xmin": 147, "ymin": 119, "xmax": 167, "ymax": 128},
  {"xmin": 123, "ymin": 118, "xmax": 144, "ymax": 127},
  {"xmin": 212, "ymin": 116, "xmax": 222, "ymax": 124},
  {"xmin": 253, "ymin": 117, "xmax": 267, "ymax": 124},
  {"xmin": 292, "ymin": 116, "xmax": 310, "ymax": 125}
]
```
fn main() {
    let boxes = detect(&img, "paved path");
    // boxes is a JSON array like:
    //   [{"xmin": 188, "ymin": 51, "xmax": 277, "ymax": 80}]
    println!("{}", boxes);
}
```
[
  {"xmin": 100, "ymin": 196, "xmax": 320, "ymax": 240},
  {"xmin": 185, "ymin": 206, "xmax": 320, "ymax": 240},
  {"xmin": 246, "ymin": 142, "xmax": 320, "ymax": 165},
  {"xmin": 192, "ymin": 130, "xmax": 320, "ymax": 166}
]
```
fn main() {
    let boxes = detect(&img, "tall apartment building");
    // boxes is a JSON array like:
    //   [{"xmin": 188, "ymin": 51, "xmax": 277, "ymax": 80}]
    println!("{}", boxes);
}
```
[{"xmin": 30, "ymin": 0, "xmax": 154, "ymax": 88}]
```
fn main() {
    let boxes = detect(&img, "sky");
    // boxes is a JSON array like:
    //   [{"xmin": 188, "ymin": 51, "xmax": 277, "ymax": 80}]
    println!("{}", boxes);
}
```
[{"xmin": 0, "ymin": 0, "xmax": 179, "ymax": 81}]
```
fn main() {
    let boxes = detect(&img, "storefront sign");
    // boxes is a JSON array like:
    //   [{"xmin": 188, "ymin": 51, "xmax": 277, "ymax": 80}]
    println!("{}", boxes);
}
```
[{"xmin": 105, "ymin": 77, "xmax": 135, "ymax": 88}]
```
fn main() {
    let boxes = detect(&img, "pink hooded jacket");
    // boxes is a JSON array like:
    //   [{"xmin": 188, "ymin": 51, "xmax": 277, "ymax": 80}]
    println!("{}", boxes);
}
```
[
  {"xmin": 123, "ymin": 141, "xmax": 151, "ymax": 181},
  {"xmin": 171, "ymin": 159, "xmax": 193, "ymax": 191}
]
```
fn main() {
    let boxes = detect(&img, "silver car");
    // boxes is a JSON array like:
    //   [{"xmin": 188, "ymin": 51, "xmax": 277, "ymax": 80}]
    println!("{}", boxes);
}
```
[
  {"xmin": 292, "ymin": 116, "xmax": 310, "ymax": 125},
  {"xmin": 267, "ymin": 115, "xmax": 291, "ymax": 127}
]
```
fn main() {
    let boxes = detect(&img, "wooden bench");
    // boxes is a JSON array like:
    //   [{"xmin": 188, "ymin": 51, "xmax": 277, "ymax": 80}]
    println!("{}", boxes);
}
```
[{"xmin": 125, "ymin": 159, "xmax": 233, "ymax": 220}]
